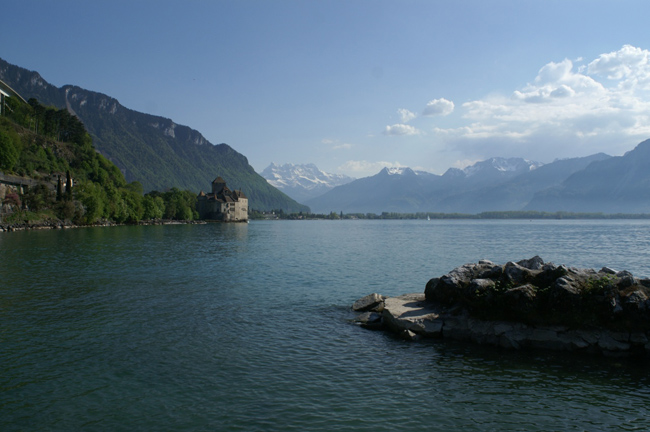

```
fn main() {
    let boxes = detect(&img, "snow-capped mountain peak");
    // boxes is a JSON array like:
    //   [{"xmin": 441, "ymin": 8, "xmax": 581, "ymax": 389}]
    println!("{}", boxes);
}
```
[
  {"xmin": 383, "ymin": 167, "xmax": 413, "ymax": 175},
  {"xmin": 463, "ymin": 157, "xmax": 543, "ymax": 177},
  {"xmin": 260, "ymin": 163, "xmax": 355, "ymax": 202}
]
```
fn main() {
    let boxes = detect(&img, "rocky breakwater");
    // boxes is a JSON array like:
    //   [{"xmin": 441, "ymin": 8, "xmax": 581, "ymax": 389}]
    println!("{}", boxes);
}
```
[{"xmin": 353, "ymin": 257, "xmax": 650, "ymax": 356}]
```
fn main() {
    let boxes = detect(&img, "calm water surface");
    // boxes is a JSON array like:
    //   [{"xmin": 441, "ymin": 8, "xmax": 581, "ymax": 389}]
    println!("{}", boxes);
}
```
[{"xmin": 2, "ymin": 220, "xmax": 650, "ymax": 431}]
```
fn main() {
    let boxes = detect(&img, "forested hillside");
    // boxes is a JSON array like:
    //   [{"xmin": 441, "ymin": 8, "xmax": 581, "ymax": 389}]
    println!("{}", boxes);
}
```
[
  {"xmin": 0, "ymin": 96, "xmax": 197, "ymax": 224},
  {"xmin": 0, "ymin": 58, "xmax": 308, "ymax": 212}
]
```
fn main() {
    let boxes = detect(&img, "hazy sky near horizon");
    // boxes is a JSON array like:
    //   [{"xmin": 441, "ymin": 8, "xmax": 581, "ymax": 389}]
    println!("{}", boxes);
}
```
[{"xmin": 4, "ymin": 1, "xmax": 650, "ymax": 178}]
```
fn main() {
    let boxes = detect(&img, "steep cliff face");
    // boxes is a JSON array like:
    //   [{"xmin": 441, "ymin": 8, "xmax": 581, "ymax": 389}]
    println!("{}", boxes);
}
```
[{"xmin": 0, "ymin": 58, "xmax": 308, "ymax": 212}]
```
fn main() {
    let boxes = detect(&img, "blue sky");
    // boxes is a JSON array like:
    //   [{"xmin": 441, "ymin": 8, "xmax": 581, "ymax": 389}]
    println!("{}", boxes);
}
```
[{"xmin": 4, "ymin": 1, "xmax": 650, "ymax": 178}]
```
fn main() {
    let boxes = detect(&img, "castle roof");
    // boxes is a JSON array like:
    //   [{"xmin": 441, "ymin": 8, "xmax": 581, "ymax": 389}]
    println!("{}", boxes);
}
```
[{"xmin": 198, "ymin": 177, "xmax": 246, "ymax": 203}]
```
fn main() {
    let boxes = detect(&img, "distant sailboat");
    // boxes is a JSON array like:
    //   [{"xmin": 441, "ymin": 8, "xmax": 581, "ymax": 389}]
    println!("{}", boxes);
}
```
[{"xmin": 427, "ymin": 215, "xmax": 430, "ymax": 221}]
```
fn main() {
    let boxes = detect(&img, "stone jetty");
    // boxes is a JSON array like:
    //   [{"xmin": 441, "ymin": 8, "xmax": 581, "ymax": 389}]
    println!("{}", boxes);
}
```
[{"xmin": 353, "ymin": 257, "xmax": 650, "ymax": 356}]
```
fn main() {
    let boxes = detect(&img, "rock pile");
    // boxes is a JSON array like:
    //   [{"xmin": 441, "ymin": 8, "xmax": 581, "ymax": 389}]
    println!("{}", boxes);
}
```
[{"xmin": 353, "ymin": 257, "xmax": 650, "ymax": 356}]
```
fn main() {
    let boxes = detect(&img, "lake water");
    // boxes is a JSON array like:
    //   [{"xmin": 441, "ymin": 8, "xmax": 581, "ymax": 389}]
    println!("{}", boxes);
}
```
[{"xmin": 2, "ymin": 219, "xmax": 650, "ymax": 431}]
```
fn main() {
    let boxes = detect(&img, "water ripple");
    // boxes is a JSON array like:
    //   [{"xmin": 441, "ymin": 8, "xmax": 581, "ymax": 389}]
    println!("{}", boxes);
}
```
[{"xmin": 2, "ymin": 221, "xmax": 650, "ymax": 430}]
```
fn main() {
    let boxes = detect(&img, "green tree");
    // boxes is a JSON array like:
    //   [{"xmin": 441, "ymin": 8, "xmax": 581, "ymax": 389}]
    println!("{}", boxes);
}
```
[
  {"xmin": 23, "ymin": 183, "xmax": 55, "ymax": 212},
  {"xmin": 0, "ymin": 124, "xmax": 20, "ymax": 171},
  {"xmin": 121, "ymin": 188, "xmax": 144, "ymax": 222},
  {"xmin": 74, "ymin": 180, "xmax": 106, "ymax": 223},
  {"xmin": 142, "ymin": 195, "xmax": 165, "ymax": 219}
]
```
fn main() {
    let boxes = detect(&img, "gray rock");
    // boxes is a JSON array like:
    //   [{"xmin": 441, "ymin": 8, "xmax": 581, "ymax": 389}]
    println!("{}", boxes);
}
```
[
  {"xmin": 465, "ymin": 278, "xmax": 496, "ymax": 298},
  {"xmin": 598, "ymin": 334, "xmax": 630, "ymax": 351},
  {"xmin": 623, "ymin": 289, "xmax": 649, "ymax": 310},
  {"xmin": 399, "ymin": 329, "xmax": 420, "ymax": 341},
  {"xmin": 355, "ymin": 312, "xmax": 384, "ymax": 330},
  {"xmin": 355, "ymin": 257, "xmax": 650, "ymax": 356},
  {"xmin": 382, "ymin": 294, "xmax": 444, "ymax": 337},
  {"xmin": 504, "ymin": 284, "xmax": 537, "ymax": 315},
  {"xmin": 503, "ymin": 261, "xmax": 533, "ymax": 285},
  {"xmin": 352, "ymin": 293, "xmax": 386, "ymax": 312},
  {"xmin": 443, "ymin": 315, "xmax": 472, "ymax": 341},
  {"xmin": 517, "ymin": 255, "xmax": 545, "ymax": 270},
  {"xmin": 630, "ymin": 332, "xmax": 648, "ymax": 344}
]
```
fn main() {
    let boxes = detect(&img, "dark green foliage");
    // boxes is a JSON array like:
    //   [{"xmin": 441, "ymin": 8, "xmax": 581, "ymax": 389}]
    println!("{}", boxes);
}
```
[
  {"xmin": 0, "ymin": 118, "xmax": 21, "ymax": 170},
  {"xmin": 56, "ymin": 175, "xmax": 63, "ymax": 201},
  {"xmin": 23, "ymin": 183, "xmax": 55, "ymax": 212},
  {"xmin": 147, "ymin": 188, "xmax": 197, "ymax": 221},
  {"xmin": 65, "ymin": 170, "xmax": 73, "ymax": 201},
  {"xmin": 0, "ymin": 58, "xmax": 308, "ymax": 212},
  {"xmin": 0, "ymin": 96, "xmax": 203, "ymax": 225},
  {"xmin": 142, "ymin": 194, "xmax": 165, "ymax": 219}
]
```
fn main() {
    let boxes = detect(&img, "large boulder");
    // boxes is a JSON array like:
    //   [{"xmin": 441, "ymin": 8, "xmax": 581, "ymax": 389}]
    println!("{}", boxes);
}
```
[
  {"xmin": 353, "ymin": 257, "xmax": 650, "ymax": 356},
  {"xmin": 424, "ymin": 257, "xmax": 650, "ymax": 330}
]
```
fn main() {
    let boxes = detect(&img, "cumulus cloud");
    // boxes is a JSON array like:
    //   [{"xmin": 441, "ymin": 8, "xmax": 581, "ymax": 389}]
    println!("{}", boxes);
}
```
[
  {"xmin": 434, "ymin": 45, "xmax": 650, "ymax": 162},
  {"xmin": 397, "ymin": 108, "xmax": 416, "ymax": 123},
  {"xmin": 587, "ymin": 44, "xmax": 650, "ymax": 83},
  {"xmin": 422, "ymin": 98, "xmax": 455, "ymax": 116},
  {"xmin": 383, "ymin": 123, "xmax": 421, "ymax": 136}
]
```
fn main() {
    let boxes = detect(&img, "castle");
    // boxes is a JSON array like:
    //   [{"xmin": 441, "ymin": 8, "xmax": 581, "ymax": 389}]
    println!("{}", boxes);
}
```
[{"xmin": 196, "ymin": 177, "xmax": 248, "ymax": 222}]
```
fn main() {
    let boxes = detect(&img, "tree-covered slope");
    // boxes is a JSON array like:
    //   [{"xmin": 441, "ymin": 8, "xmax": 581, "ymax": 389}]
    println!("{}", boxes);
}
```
[{"xmin": 0, "ymin": 58, "xmax": 307, "ymax": 212}]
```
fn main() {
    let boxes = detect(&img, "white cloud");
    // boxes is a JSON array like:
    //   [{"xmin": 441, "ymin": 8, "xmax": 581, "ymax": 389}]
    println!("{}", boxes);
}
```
[
  {"xmin": 383, "ymin": 123, "xmax": 421, "ymax": 136},
  {"xmin": 322, "ymin": 138, "xmax": 352, "ymax": 150},
  {"xmin": 452, "ymin": 159, "xmax": 481, "ymax": 170},
  {"xmin": 433, "ymin": 45, "xmax": 650, "ymax": 162},
  {"xmin": 397, "ymin": 108, "xmax": 416, "ymax": 123},
  {"xmin": 422, "ymin": 98, "xmax": 455, "ymax": 116},
  {"xmin": 338, "ymin": 160, "xmax": 405, "ymax": 177},
  {"xmin": 587, "ymin": 44, "xmax": 650, "ymax": 84}
]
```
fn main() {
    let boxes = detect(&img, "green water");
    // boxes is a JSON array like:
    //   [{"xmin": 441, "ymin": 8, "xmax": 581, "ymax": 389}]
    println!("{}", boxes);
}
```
[{"xmin": 2, "ymin": 220, "xmax": 650, "ymax": 431}]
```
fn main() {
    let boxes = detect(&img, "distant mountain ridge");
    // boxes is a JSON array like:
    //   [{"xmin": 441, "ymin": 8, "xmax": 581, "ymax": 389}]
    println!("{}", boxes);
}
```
[
  {"xmin": 0, "ymin": 57, "xmax": 308, "ymax": 212},
  {"xmin": 260, "ymin": 163, "xmax": 354, "ymax": 202},
  {"xmin": 525, "ymin": 139, "xmax": 650, "ymax": 213},
  {"xmin": 304, "ymin": 153, "xmax": 623, "ymax": 214}
]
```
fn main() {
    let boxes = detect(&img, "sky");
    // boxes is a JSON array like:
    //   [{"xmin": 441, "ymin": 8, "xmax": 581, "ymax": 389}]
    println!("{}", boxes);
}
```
[{"xmin": 4, "ymin": 1, "xmax": 650, "ymax": 178}]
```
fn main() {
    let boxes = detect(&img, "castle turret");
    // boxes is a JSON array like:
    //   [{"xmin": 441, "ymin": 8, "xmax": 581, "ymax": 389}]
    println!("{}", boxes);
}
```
[{"xmin": 212, "ymin": 177, "xmax": 226, "ymax": 194}]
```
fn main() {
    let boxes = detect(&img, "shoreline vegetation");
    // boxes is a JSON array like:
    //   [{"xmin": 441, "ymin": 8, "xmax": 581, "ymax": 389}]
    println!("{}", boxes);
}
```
[
  {"xmin": 0, "ymin": 96, "xmax": 201, "ymax": 228},
  {"xmin": 0, "ymin": 218, "xmax": 206, "ymax": 233},
  {"xmin": 4, "ymin": 210, "xmax": 650, "ymax": 233},
  {"xmin": 0, "ymin": 210, "xmax": 650, "ymax": 232},
  {"xmin": 254, "ymin": 209, "xmax": 650, "ymax": 220}
]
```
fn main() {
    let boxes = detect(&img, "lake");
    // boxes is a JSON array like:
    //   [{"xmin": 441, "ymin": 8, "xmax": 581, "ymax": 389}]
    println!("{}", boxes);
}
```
[{"xmin": 2, "ymin": 220, "xmax": 650, "ymax": 431}]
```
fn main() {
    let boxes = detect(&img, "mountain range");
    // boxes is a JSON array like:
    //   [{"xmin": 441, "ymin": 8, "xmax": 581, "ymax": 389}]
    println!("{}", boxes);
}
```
[
  {"xmin": 0, "ymin": 58, "xmax": 308, "ymax": 213},
  {"xmin": 525, "ymin": 139, "xmax": 650, "ymax": 214},
  {"xmin": 260, "ymin": 163, "xmax": 354, "ymax": 202},
  {"xmin": 299, "ymin": 148, "xmax": 650, "ymax": 214},
  {"xmin": 4, "ymin": 57, "xmax": 648, "ymax": 216}
]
